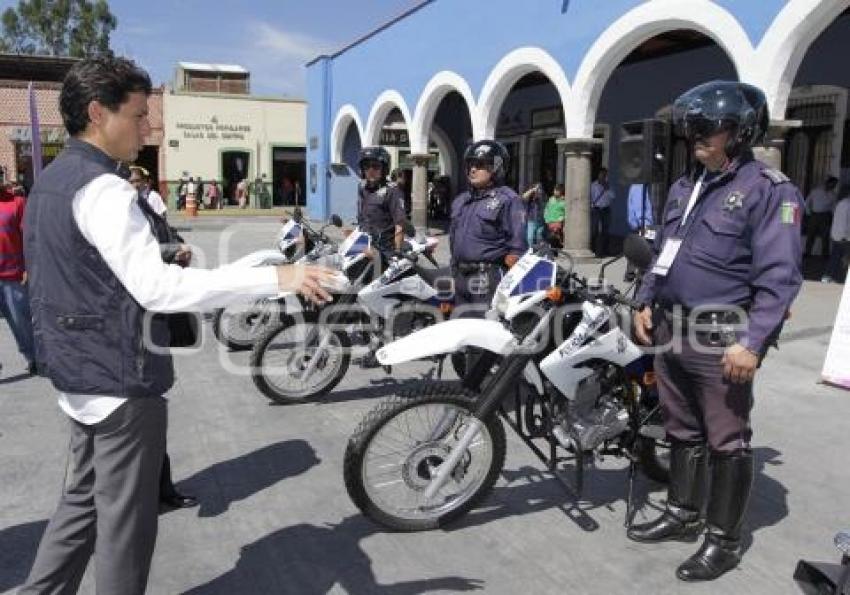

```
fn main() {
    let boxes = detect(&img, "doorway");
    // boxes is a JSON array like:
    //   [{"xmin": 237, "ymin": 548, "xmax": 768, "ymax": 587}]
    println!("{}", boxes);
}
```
[
  {"xmin": 221, "ymin": 150, "xmax": 250, "ymax": 205},
  {"xmin": 271, "ymin": 147, "xmax": 306, "ymax": 206}
]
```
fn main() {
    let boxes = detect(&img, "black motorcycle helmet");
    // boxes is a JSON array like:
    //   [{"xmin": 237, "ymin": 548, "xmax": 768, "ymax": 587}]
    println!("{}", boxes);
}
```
[
  {"xmin": 463, "ymin": 140, "xmax": 510, "ymax": 185},
  {"xmin": 672, "ymin": 80, "xmax": 769, "ymax": 156},
  {"xmin": 358, "ymin": 146, "xmax": 391, "ymax": 180}
]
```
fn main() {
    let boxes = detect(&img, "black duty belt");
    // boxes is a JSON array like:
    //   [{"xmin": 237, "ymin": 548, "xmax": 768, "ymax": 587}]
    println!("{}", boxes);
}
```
[
  {"xmin": 654, "ymin": 305, "xmax": 748, "ymax": 346},
  {"xmin": 454, "ymin": 261, "xmax": 502, "ymax": 274}
]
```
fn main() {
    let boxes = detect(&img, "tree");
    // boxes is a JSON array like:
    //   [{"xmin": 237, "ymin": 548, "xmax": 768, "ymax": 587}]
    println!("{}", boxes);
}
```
[{"xmin": 0, "ymin": 0, "xmax": 117, "ymax": 58}]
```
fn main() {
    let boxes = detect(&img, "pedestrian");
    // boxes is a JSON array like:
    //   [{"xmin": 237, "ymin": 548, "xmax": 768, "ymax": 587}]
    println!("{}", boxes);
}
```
[
  {"xmin": 627, "ymin": 183, "xmax": 654, "ymax": 233},
  {"xmin": 129, "ymin": 167, "xmax": 199, "ymax": 511},
  {"xmin": 0, "ymin": 181, "xmax": 35, "ymax": 375},
  {"xmin": 356, "ymin": 146, "xmax": 407, "ymax": 256},
  {"xmin": 449, "ymin": 140, "xmax": 526, "ymax": 316},
  {"xmin": 177, "ymin": 174, "xmax": 188, "ymax": 210},
  {"xmin": 130, "ymin": 166, "xmax": 167, "ymax": 217},
  {"xmin": 544, "ymin": 183, "xmax": 566, "ymax": 248},
  {"xmin": 822, "ymin": 188, "xmax": 850, "ymax": 283},
  {"xmin": 206, "ymin": 178, "xmax": 220, "ymax": 210},
  {"xmin": 628, "ymin": 81, "xmax": 804, "ymax": 582},
  {"xmin": 590, "ymin": 166, "xmax": 614, "ymax": 256},
  {"xmin": 521, "ymin": 182, "xmax": 547, "ymax": 247},
  {"xmin": 804, "ymin": 176, "xmax": 838, "ymax": 258},
  {"xmin": 195, "ymin": 177, "xmax": 204, "ymax": 209},
  {"xmin": 19, "ymin": 56, "xmax": 336, "ymax": 595},
  {"xmin": 236, "ymin": 177, "xmax": 248, "ymax": 208}
]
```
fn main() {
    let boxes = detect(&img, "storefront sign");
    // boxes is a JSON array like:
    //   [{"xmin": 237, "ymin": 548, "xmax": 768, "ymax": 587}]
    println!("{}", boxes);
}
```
[
  {"xmin": 379, "ymin": 129, "xmax": 409, "ymax": 146},
  {"xmin": 174, "ymin": 116, "xmax": 253, "ymax": 141},
  {"xmin": 531, "ymin": 106, "xmax": 563, "ymax": 129}
]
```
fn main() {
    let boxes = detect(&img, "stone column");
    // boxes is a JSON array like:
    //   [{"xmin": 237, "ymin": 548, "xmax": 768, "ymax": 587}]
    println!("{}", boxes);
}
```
[
  {"xmin": 557, "ymin": 138, "xmax": 602, "ymax": 257},
  {"xmin": 752, "ymin": 119, "xmax": 801, "ymax": 171},
  {"xmin": 410, "ymin": 153, "xmax": 431, "ymax": 230}
]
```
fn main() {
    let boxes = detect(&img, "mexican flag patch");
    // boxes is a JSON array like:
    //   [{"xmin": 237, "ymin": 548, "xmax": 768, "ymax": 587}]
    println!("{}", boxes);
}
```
[{"xmin": 780, "ymin": 200, "xmax": 800, "ymax": 225}]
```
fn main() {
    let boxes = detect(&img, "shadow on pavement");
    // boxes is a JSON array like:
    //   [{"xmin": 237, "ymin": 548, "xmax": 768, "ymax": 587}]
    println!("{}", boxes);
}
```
[
  {"xmin": 0, "ymin": 519, "xmax": 48, "ymax": 592},
  {"xmin": 742, "ymin": 447, "xmax": 790, "ymax": 554},
  {"xmin": 182, "ymin": 515, "xmax": 484, "ymax": 594},
  {"xmin": 174, "ymin": 439, "xmax": 321, "ymax": 518},
  {"xmin": 0, "ymin": 371, "xmax": 32, "ymax": 385}
]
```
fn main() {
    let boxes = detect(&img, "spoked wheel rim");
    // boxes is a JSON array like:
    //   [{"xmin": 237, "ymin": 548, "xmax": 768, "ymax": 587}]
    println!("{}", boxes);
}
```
[
  {"xmin": 222, "ymin": 305, "xmax": 269, "ymax": 344},
  {"xmin": 361, "ymin": 403, "xmax": 494, "ymax": 522},
  {"xmin": 258, "ymin": 323, "xmax": 346, "ymax": 399}
]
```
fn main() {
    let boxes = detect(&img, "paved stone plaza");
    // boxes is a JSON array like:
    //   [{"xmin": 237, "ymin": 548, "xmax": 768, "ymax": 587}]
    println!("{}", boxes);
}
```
[{"xmin": 1, "ymin": 215, "xmax": 847, "ymax": 594}]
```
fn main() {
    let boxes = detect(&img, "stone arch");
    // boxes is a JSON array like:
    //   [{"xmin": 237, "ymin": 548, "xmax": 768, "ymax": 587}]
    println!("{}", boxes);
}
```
[
  {"xmin": 410, "ymin": 71, "xmax": 479, "ymax": 154},
  {"xmin": 477, "ymin": 47, "xmax": 571, "ymax": 140},
  {"xmin": 364, "ymin": 90, "xmax": 413, "ymax": 148},
  {"xmin": 330, "ymin": 104, "xmax": 364, "ymax": 163},
  {"xmin": 567, "ymin": 0, "xmax": 754, "ymax": 138},
  {"xmin": 757, "ymin": 0, "xmax": 850, "ymax": 119}
]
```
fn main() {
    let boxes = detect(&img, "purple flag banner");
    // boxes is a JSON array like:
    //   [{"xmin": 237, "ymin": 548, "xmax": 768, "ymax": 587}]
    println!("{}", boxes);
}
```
[{"xmin": 28, "ymin": 81, "xmax": 43, "ymax": 180}]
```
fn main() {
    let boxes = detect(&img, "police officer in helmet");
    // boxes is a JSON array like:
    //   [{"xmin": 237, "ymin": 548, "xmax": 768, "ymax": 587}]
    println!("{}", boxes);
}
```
[
  {"xmin": 450, "ymin": 140, "xmax": 527, "ymax": 314},
  {"xmin": 356, "ymin": 146, "xmax": 406, "ymax": 255},
  {"xmin": 628, "ymin": 81, "xmax": 804, "ymax": 581}
]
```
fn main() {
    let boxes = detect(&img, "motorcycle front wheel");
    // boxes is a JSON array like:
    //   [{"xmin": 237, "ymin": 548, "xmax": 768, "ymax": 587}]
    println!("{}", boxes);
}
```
[
  {"xmin": 250, "ymin": 317, "xmax": 351, "ymax": 404},
  {"xmin": 344, "ymin": 383, "xmax": 506, "ymax": 531}
]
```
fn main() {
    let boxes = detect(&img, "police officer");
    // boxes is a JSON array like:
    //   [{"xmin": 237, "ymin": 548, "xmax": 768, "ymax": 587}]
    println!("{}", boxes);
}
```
[
  {"xmin": 627, "ymin": 81, "xmax": 804, "ymax": 582},
  {"xmin": 356, "ymin": 146, "xmax": 406, "ymax": 255},
  {"xmin": 450, "ymin": 140, "xmax": 527, "ymax": 314}
]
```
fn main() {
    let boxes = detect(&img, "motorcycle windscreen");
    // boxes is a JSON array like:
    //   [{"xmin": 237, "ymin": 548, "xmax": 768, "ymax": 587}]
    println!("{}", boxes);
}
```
[
  {"xmin": 496, "ymin": 254, "xmax": 557, "ymax": 298},
  {"xmin": 339, "ymin": 230, "xmax": 370, "ymax": 257}
]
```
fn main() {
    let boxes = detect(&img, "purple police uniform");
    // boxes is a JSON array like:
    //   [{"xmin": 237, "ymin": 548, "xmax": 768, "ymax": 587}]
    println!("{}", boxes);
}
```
[
  {"xmin": 636, "ymin": 155, "xmax": 803, "ymax": 453},
  {"xmin": 449, "ymin": 185, "xmax": 527, "ymax": 309},
  {"xmin": 357, "ymin": 181, "xmax": 407, "ymax": 253}
]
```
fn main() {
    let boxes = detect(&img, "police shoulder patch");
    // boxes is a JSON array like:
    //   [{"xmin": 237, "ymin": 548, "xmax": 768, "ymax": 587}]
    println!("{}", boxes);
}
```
[{"xmin": 761, "ymin": 167, "xmax": 790, "ymax": 185}]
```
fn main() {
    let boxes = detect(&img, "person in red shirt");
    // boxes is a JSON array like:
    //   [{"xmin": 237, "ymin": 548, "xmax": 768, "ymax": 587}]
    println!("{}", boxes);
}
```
[{"xmin": 0, "ymin": 182, "xmax": 35, "ymax": 374}]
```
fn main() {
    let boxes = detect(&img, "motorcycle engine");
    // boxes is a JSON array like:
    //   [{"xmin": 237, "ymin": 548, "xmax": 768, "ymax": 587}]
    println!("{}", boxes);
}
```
[{"xmin": 563, "ymin": 366, "xmax": 630, "ymax": 451}]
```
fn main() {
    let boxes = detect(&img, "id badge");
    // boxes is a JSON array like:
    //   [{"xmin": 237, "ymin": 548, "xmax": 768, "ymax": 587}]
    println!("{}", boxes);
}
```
[{"xmin": 651, "ymin": 238, "xmax": 682, "ymax": 277}]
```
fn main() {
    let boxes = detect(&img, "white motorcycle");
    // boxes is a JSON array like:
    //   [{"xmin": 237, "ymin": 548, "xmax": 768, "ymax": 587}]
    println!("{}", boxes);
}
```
[
  {"xmin": 250, "ymin": 230, "xmax": 454, "ymax": 404},
  {"xmin": 211, "ymin": 211, "xmax": 342, "ymax": 350},
  {"xmin": 343, "ymin": 236, "xmax": 668, "ymax": 531}
]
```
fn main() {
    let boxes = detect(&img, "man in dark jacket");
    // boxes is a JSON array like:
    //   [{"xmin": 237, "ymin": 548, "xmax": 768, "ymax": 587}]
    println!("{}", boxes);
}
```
[{"xmin": 20, "ymin": 56, "xmax": 335, "ymax": 595}]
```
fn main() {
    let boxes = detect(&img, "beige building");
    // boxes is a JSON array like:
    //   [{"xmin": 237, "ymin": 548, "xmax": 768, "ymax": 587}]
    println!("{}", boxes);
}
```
[{"xmin": 162, "ymin": 63, "xmax": 307, "ymax": 208}]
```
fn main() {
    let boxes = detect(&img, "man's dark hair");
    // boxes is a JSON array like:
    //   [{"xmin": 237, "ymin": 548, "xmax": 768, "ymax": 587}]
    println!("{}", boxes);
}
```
[{"xmin": 60, "ymin": 56, "xmax": 152, "ymax": 136}]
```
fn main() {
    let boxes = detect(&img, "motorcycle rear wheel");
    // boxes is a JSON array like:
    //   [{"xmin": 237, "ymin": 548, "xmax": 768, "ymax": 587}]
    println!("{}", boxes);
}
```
[{"xmin": 344, "ymin": 382, "xmax": 506, "ymax": 531}]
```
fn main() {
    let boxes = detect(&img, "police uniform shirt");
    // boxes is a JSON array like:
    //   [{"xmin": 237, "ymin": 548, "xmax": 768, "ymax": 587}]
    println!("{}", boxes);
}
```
[
  {"xmin": 357, "ymin": 181, "xmax": 406, "ymax": 249},
  {"xmin": 449, "ymin": 185, "xmax": 527, "ymax": 264},
  {"xmin": 636, "ymin": 154, "xmax": 804, "ymax": 354}
]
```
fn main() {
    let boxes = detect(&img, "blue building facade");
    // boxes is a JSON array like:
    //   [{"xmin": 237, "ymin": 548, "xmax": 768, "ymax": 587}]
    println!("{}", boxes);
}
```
[{"xmin": 306, "ymin": 0, "xmax": 850, "ymax": 246}]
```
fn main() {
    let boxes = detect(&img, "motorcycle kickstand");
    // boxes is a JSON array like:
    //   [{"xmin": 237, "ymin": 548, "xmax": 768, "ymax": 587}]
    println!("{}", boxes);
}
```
[{"xmin": 624, "ymin": 459, "xmax": 637, "ymax": 528}]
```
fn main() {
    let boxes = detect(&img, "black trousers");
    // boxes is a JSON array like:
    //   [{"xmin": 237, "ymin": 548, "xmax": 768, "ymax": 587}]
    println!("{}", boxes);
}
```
[
  {"xmin": 452, "ymin": 266, "xmax": 504, "ymax": 318},
  {"xmin": 591, "ymin": 207, "xmax": 610, "ymax": 256},
  {"xmin": 652, "ymin": 314, "xmax": 753, "ymax": 454},
  {"xmin": 805, "ymin": 212, "xmax": 832, "ymax": 257}
]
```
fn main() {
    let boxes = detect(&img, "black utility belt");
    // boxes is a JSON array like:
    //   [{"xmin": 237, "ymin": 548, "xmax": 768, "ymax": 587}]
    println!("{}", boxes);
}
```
[
  {"xmin": 454, "ymin": 261, "xmax": 503, "ymax": 274},
  {"xmin": 654, "ymin": 305, "xmax": 748, "ymax": 343}
]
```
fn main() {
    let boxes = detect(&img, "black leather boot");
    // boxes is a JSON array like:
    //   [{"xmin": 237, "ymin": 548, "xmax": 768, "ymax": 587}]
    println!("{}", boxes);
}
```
[
  {"xmin": 677, "ymin": 451, "xmax": 754, "ymax": 581},
  {"xmin": 627, "ymin": 441, "xmax": 707, "ymax": 543}
]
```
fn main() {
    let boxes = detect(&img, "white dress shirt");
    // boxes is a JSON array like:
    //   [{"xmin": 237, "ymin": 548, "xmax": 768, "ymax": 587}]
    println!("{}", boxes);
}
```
[
  {"xmin": 806, "ymin": 187, "xmax": 837, "ymax": 214},
  {"xmin": 58, "ymin": 173, "xmax": 280, "ymax": 425},
  {"xmin": 146, "ymin": 188, "xmax": 167, "ymax": 216},
  {"xmin": 831, "ymin": 198, "xmax": 850, "ymax": 242},
  {"xmin": 590, "ymin": 181, "xmax": 614, "ymax": 208}
]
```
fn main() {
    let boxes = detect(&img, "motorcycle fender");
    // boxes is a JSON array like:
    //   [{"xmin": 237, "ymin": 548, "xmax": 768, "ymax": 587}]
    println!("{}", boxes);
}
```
[{"xmin": 377, "ymin": 319, "xmax": 516, "ymax": 365}]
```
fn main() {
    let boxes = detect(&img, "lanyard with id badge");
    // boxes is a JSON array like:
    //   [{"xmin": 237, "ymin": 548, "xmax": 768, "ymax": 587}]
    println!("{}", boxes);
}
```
[{"xmin": 652, "ymin": 172, "xmax": 706, "ymax": 277}]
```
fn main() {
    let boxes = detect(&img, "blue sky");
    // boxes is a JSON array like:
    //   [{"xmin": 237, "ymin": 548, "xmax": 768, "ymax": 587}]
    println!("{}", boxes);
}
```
[{"xmin": 1, "ymin": 0, "xmax": 422, "ymax": 98}]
